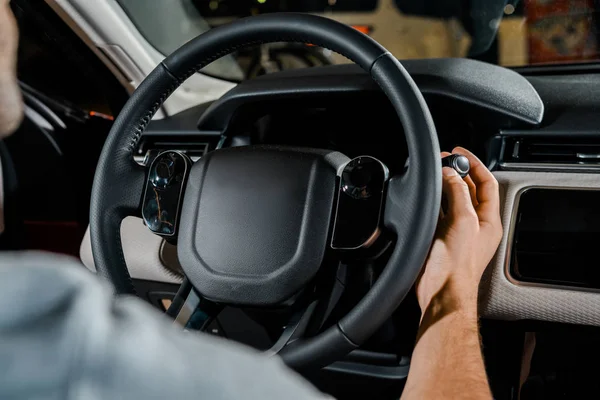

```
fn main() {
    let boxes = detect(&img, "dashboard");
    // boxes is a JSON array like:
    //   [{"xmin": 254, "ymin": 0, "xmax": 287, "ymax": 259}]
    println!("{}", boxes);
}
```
[{"xmin": 81, "ymin": 58, "xmax": 600, "ymax": 331}]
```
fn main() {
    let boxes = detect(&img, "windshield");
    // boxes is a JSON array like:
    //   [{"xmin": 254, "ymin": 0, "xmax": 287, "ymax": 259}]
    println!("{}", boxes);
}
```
[{"xmin": 117, "ymin": 0, "xmax": 600, "ymax": 81}]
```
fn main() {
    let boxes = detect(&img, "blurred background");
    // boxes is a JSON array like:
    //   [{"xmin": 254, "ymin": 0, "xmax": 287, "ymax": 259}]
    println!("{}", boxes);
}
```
[
  {"xmin": 6, "ymin": 0, "xmax": 600, "ymax": 255},
  {"xmin": 118, "ymin": 0, "xmax": 600, "ymax": 81}
]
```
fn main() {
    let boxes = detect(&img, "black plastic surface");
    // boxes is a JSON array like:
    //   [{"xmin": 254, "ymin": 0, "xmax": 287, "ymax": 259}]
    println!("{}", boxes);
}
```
[
  {"xmin": 344, "ymin": 350, "xmax": 399, "ymax": 366},
  {"xmin": 323, "ymin": 359, "xmax": 410, "ymax": 380},
  {"xmin": 197, "ymin": 58, "xmax": 544, "ymax": 133},
  {"xmin": 501, "ymin": 74, "xmax": 600, "ymax": 137},
  {"xmin": 144, "ymin": 102, "xmax": 218, "ymax": 136},
  {"xmin": 279, "ymin": 324, "xmax": 358, "ymax": 370},
  {"xmin": 132, "ymin": 279, "xmax": 180, "ymax": 311},
  {"xmin": 177, "ymin": 146, "xmax": 347, "ymax": 305},
  {"xmin": 510, "ymin": 188, "xmax": 600, "ymax": 289}
]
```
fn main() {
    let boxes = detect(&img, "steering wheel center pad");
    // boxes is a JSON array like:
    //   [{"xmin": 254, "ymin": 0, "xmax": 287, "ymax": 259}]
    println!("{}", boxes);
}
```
[
  {"xmin": 178, "ymin": 146, "xmax": 348, "ymax": 305},
  {"xmin": 90, "ymin": 13, "xmax": 441, "ymax": 369}
]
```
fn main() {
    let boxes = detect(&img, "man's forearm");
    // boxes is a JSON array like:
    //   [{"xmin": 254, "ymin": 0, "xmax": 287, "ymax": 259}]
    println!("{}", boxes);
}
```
[{"xmin": 401, "ymin": 305, "xmax": 492, "ymax": 400}]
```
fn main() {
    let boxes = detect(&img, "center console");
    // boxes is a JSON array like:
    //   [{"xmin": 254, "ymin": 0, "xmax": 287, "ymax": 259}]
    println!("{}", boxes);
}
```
[{"xmin": 509, "ymin": 188, "xmax": 600, "ymax": 290}]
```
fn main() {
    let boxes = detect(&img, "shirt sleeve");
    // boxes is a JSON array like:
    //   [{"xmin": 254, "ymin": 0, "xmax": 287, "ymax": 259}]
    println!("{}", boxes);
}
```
[{"xmin": 0, "ymin": 251, "xmax": 332, "ymax": 400}]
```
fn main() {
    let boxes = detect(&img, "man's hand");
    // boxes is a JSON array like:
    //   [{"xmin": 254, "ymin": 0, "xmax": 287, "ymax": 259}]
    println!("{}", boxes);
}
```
[
  {"xmin": 402, "ymin": 147, "xmax": 501, "ymax": 400},
  {"xmin": 416, "ymin": 147, "xmax": 503, "ymax": 319}
]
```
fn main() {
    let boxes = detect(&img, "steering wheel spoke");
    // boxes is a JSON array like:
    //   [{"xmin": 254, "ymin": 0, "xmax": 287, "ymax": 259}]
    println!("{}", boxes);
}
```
[
  {"xmin": 265, "ymin": 300, "xmax": 319, "ymax": 356},
  {"xmin": 268, "ymin": 260, "xmax": 348, "ymax": 356},
  {"xmin": 168, "ymin": 278, "xmax": 223, "ymax": 330}
]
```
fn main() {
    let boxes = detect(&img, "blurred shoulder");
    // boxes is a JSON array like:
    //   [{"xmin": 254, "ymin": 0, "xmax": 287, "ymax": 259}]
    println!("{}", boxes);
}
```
[{"xmin": 0, "ymin": 250, "xmax": 110, "ymax": 325}]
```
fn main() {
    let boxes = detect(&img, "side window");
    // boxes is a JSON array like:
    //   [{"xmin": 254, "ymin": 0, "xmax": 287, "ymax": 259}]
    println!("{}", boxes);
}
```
[
  {"xmin": 12, "ymin": 0, "xmax": 126, "ymax": 116},
  {"xmin": 116, "ymin": 0, "xmax": 379, "ymax": 81},
  {"xmin": 6, "ymin": 0, "xmax": 127, "ymax": 254}
]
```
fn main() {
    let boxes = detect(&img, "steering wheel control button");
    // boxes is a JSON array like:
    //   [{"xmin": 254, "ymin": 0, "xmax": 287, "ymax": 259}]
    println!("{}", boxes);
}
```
[
  {"xmin": 142, "ymin": 151, "xmax": 191, "ymax": 237},
  {"xmin": 341, "ymin": 157, "xmax": 379, "ymax": 200},
  {"xmin": 441, "ymin": 154, "xmax": 470, "ymax": 178},
  {"xmin": 332, "ymin": 156, "xmax": 389, "ymax": 250},
  {"xmin": 152, "ymin": 156, "xmax": 177, "ymax": 188}
]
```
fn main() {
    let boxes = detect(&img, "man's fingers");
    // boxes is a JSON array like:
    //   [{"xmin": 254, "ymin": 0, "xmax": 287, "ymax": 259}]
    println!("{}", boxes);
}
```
[
  {"xmin": 464, "ymin": 175, "xmax": 478, "ymax": 208},
  {"xmin": 442, "ymin": 167, "xmax": 475, "ymax": 219},
  {"xmin": 452, "ymin": 147, "xmax": 500, "ymax": 222},
  {"xmin": 442, "ymin": 151, "xmax": 477, "ymax": 207},
  {"xmin": 440, "ymin": 152, "xmax": 451, "ymax": 218}
]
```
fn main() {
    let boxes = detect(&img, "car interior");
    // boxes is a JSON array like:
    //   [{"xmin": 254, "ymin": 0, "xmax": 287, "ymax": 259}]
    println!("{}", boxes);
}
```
[{"xmin": 6, "ymin": 0, "xmax": 600, "ymax": 399}]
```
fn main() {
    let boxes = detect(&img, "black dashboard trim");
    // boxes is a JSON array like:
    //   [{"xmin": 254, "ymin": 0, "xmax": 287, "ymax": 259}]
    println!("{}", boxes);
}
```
[{"xmin": 197, "ymin": 58, "xmax": 544, "ymax": 132}]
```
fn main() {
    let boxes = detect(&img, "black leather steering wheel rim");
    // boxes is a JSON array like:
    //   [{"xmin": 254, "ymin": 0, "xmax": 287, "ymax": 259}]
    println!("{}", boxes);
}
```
[{"xmin": 90, "ymin": 13, "xmax": 441, "ymax": 370}]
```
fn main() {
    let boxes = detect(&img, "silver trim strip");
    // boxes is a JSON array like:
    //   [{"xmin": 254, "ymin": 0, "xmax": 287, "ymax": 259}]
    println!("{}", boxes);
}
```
[
  {"xmin": 500, "ymin": 162, "xmax": 600, "ymax": 172},
  {"xmin": 577, "ymin": 153, "xmax": 600, "ymax": 159},
  {"xmin": 215, "ymin": 135, "xmax": 227, "ymax": 150},
  {"xmin": 135, "ymin": 151, "xmax": 203, "ymax": 166},
  {"xmin": 174, "ymin": 289, "xmax": 201, "ymax": 328},
  {"xmin": 511, "ymin": 140, "xmax": 520, "ymax": 159}
]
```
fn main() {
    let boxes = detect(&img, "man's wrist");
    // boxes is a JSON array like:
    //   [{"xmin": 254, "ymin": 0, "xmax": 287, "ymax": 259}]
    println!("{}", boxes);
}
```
[{"xmin": 419, "ymin": 288, "xmax": 479, "ymax": 327}]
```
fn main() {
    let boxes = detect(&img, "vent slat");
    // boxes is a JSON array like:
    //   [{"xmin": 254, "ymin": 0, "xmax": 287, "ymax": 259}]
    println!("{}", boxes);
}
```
[
  {"xmin": 133, "ymin": 135, "xmax": 216, "ymax": 166},
  {"xmin": 504, "ymin": 137, "xmax": 600, "ymax": 165}
]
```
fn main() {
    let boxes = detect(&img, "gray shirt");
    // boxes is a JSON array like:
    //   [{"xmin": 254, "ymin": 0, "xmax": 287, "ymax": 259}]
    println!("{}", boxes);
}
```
[{"xmin": 0, "ymin": 251, "xmax": 329, "ymax": 399}]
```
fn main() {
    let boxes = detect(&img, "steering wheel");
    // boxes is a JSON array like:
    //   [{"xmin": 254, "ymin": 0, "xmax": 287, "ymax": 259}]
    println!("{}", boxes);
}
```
[{"xmin": 89, "ymin": 13, "xmax": 441, "ymax": 370}]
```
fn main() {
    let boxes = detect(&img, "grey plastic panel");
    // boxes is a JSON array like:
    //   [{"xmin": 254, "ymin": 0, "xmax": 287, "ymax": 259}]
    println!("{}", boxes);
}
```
[
  {"xmin": 80, "ymin": 172, "xmax": 600, "ymax": 327},
  {"xmin": 80, "ymin": 217, "xmax": 183, "ymax": 284},
  {"xmin": 481, "ymin": 171, "xmax": 600, "ymax": 326}
]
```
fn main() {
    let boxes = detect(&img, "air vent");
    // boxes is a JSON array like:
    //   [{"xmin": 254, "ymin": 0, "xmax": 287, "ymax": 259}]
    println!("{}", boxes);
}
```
[
  {"xmin": 501, "ymin": 136, "xmax": 600, "ymax": 171},
  {"xmin": 134, "ymin": 135, "xmax": 220, "ymax": 166}
]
